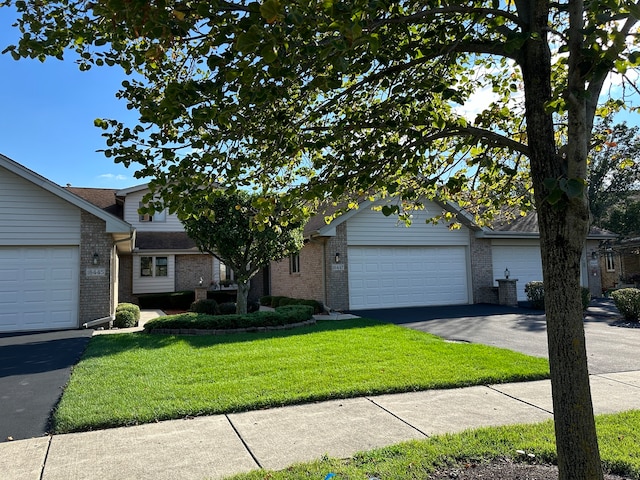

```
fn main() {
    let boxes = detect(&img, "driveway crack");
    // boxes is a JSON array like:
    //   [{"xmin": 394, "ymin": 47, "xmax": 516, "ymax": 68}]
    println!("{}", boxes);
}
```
[{"xmin": 39, "ymin": 435, "xmax": 53, "ymax": 480}]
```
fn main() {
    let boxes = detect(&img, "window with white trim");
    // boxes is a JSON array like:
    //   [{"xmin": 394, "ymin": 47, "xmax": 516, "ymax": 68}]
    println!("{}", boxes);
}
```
[
  {"xmin": 605, "ymin": 252, "xmax": 616, "ymax": 272},
  {"xmin": 219, "ymin": 262, "xmax": 234, "ymax": 282},
  {"xmin": 138, "ymin": 202, "xmax": 167, "ymax": 222},
  {"xmin": 289, "ymin": 253, "xmax": 300, "ymax": 274},
  {"xmin": 140, "ymin": 256, "xmax": 168, "ymax": 277}
]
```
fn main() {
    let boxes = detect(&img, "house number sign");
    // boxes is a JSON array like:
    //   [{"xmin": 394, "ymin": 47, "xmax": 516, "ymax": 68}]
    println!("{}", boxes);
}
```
[{"xmin": 86, "ymin": 268, "xmax": 106, "ymax": 277}]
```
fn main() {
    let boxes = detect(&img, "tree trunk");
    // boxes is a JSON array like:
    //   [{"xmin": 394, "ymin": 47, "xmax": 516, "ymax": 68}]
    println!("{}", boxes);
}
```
[
  {"xmin": 519, "ymin": 0, "xmax": 604, "ymax": 478},
  {"xmin": 236, "ymin": 279, "xmax": 250, "ymax": 314}
]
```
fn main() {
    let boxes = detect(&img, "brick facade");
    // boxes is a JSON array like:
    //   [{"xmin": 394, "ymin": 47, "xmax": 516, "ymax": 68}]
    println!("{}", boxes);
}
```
[
  {"xmin": 80, "ymin": 211, "xmax": 114, "ymax": 324},
  {"xmin": 175, "ymin": 254, "xmax": 213, "ymax": 292},
  {"xmin": 470, "ymin": 233, "xmax": 498, "ymax": 304},
  {"xmin": 325, "ymin": 223, "xmax": 349, "ymax": 310},
  {"xmin": 270, "ymin": 240, "xmax": 325, "ymax": 305}
]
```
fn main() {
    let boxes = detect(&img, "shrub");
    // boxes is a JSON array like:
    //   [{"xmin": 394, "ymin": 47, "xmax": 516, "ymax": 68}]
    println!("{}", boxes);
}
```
[
  {"xmin": 275, "ymin": 304, "xmax": 315, "ymax": 321},
  {"xmin": 581, "ymin": 287, "xmax": 592, "ymax": 311},
  {"xmin": 270, "ymin": 296, "xmax": 285, "ymax": 308},
  {"xmin": 116, "ymin": 303, "xmax": 140, "ymax": 321},
  {"xmin": 259, "ymin": 295, "xmax": 272, "ymax": 306},
  {"xmin": 113, "ymin": 309, "xmax": 138, "ymax": 328},
  {"xmin": 525, "ymin": 281, "xmax": 545, "ymax": 310},
  {"xmin": 525, "ymin": 282, "xmax": 591, "ymax": 311},
  {"xmin": 189, "ymin": 299, "xmax": 219, "ymax": 315},
  {"xmin": 248, "ymin": 301, "xmax": 260, "ymax": 313},
  {"xmin": 144, "ymin": 303, "xmax": 314, "ymax": 332},
  {"xmin": 610, "ymin": 288, "xmax": 640, "ymax": 321},
  {"xmin": 218, "ymin": 302, "xmax": 237, "ymax": 315}
]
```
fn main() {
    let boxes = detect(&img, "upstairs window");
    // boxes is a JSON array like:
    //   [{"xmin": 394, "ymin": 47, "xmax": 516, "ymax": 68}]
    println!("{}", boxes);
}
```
[{"xmin": 138, "ymin": 202, "xmax": 167, "ymax": 222}]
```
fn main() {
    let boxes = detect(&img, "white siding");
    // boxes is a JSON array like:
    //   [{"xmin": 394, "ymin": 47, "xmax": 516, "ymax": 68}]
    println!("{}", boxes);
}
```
[
  {"xmin": 0, "ymin": 166, "xmax": 80, "ymax": 245},
  {"xmin": 491, "ymin": 240, "xmax": 543, "ymax": 301},
  {"xmin": 132, "ymin": 254, "xmax": 176, "ymax": 294},
  {"xmin": 347, "ymin": 200, "xmax": 469, "ymax": 246},
  {"xmin": 122, "ymin": 190, "xmax": 184, "ymax": 232}
]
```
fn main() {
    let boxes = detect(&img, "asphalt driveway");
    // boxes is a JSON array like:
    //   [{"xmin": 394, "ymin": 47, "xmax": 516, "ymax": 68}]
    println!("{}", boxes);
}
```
[
  {"xmin": 352, "ymin": 299, "xmax": 640, "ymax": 375},
  {"xmin": 0, "ymin": 329, "xmax": 93, "ymax": 442}
]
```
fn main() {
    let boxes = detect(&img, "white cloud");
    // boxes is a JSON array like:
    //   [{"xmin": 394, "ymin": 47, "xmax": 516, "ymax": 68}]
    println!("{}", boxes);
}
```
[{"xmin": 98, "ymin": 173, "xmax": 130, "ymax": 181}]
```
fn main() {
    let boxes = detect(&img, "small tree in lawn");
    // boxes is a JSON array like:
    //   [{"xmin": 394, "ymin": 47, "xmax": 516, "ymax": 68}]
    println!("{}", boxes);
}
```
[{"xmin": 179, "ymin": 190, "xmax": 304, "ymax": 314}]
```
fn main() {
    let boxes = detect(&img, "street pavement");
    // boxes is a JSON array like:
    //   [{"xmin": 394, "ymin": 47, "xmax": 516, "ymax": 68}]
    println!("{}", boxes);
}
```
[{"xmin": 1, "ymin": 301, "xmax": 639, "ymax": 479}]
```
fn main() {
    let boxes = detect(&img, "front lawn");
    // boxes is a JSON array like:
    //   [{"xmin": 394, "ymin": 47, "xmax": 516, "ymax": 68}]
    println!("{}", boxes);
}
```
[
  {"xmin": 53, "ymin": 319, "xmax": 549, "ymax": 433},
  {"xmin": 228, "ymin": 410, "xmax": 640, "ymax": 479}
]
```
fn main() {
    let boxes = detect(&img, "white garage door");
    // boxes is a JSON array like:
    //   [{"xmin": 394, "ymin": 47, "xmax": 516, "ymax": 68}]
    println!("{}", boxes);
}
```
[
  {"xmin": 492, "ymin": 245, "xmax": 543, "ymax": 301},
  {"xmin": 0, "ymin": 247, "xmax": 79, "ymax": 333},
  {"xmin": 348, "ymin": 246, "xmax": 469, "ymax": 309}
]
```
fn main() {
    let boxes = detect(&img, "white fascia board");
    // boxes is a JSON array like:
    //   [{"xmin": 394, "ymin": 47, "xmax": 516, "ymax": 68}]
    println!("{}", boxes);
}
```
[
  {"xmin": 0, "ymin": 153, "xmax": 133, "ymax": 235},
  {"xmin": 115, "ymin": 183, "xmax": 151, "ymax": 197}
]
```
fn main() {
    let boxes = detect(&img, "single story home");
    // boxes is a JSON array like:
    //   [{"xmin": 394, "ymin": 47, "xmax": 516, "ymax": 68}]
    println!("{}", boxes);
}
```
[
  {"xmin": 0, "ymin": 153, "xmax": 134, "ymax": 333},
  {"xmin": 269, "ymin": 198, "xmax": 616, "ymax": 311}
]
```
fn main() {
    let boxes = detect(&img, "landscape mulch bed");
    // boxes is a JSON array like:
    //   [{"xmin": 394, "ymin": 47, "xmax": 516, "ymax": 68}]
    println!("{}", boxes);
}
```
[{"xmin": 427, "ymin": 458, "xmax": 632, "ymax": 480}]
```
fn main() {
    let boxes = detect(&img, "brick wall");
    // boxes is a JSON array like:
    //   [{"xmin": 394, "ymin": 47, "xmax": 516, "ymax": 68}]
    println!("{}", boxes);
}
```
[
  {"xmin": 80, "ymin": 211, "xmax": 114, "ymax": 324},
  {"xmin": 270, "ymin": 240, "xmax": 325, "ymax": 304},
  {"xmin": 175, "ymin": 254, "xmax": 213, "ymax": 291},
  {"xmin": 325, "ymin": 223, "xmax": 349, "ymax": 310},
  {"xmin": 470, "ymin": 233, "xmax": 498, "ymax": 304}
]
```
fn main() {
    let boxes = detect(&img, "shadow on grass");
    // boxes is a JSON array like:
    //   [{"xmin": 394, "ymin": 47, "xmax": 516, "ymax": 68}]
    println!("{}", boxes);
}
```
[{"xmin": 80, "ymin": 318, "xmax": 388, "ymax": 359}]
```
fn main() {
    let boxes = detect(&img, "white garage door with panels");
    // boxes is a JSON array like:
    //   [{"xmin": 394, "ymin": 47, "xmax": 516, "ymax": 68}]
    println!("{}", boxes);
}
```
[
  {"xmin": 0, "ymin": 246, "xmax": 79, "ymax": 332},
  {"xmin": 348, "ymin": 246, "xmax": 469, "ymax": 309},
  {"xmin": 492, "ymin": 243, "xmax": 543, "ymax": 301}
]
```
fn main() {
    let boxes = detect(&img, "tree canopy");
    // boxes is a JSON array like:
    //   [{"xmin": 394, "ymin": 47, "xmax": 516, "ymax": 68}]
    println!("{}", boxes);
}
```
[
  {"xmin": 588, "ymin": 120, "xmax": 640, "ymax": 228},
  {"xmin": 3, "ymin": 0, "xmax": 640, "ymax": 478},
  {"xmin": 179, "ymin": 190, "xmax": 304, "ymax": 314}
]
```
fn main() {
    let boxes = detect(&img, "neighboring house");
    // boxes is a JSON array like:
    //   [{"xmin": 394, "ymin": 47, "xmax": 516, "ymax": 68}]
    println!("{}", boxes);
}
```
[
  {"xmin": 270, "ymin": 198, "xmax": 616, "ymax": 311},
  {"xmin": 70, "ymin": 183, "xmax": 244, "ymax": 304},
  {"xmin": 598, "ymin": 236, "xmax": 640, "ymax": 291},
  {"xmin": 0, "ymin": 154, "xmax": 134, "ymax": 333}
]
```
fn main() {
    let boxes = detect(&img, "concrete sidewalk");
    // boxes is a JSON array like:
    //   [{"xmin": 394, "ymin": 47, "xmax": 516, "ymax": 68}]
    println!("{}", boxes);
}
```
[{"xmin": 2, "ymin": 371, "xmax": 640, "ymax": 480}]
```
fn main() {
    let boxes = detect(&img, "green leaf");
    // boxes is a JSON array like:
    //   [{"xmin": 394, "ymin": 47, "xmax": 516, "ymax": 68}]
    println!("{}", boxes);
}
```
[{"xmin": 565, "ymin": 178, "xmax": 585, "ymax": 198}]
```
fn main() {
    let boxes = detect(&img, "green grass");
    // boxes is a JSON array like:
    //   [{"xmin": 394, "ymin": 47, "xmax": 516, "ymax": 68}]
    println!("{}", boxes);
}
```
[
  {"xmin": 227, "ymin": 410, "xmax": 640, "ymax": 479},
  {"xmin": 53, "ymin": 319, "xmax": 549, "ymax": 433}
]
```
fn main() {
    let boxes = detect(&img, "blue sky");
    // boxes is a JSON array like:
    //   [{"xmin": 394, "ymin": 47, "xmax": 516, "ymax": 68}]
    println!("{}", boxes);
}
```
[{"xmin": 0, "ymin": 8, "xmax": 141, "ymax": 188}]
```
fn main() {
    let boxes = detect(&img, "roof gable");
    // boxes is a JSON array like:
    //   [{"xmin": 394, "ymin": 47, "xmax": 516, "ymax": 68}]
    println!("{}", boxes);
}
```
[{"xmin": 0, "ymin": 153, "xmax": 132, "ymax": 235}]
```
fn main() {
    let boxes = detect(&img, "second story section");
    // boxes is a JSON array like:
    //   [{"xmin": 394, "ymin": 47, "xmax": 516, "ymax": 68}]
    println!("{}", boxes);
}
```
[{"xmin": 116, "ymin": 184, "xmax": 184, "ymax": 232}]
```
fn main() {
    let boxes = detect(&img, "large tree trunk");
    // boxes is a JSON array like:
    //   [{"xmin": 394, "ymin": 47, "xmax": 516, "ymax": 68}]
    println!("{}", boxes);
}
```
[
  {"xmin": 236, "ymin": 279, "xmax": 250, "ymax": 314},
  {"xmin": 519, "ymin": 0, "xmax": 603, "ymax": 478}
]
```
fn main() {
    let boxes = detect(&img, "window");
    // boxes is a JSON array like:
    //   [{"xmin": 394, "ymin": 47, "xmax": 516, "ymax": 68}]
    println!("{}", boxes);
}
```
[
  {"xmin": 606, "ymin": 252, "xmax": 616, "ymax": 272},
  {"xmin": 219, "ymin": 262, "xmax": 234, "ymax": 282},
  {"xmin": 140, "ymin": 256, "xmax": 168, "ymax": 277},
  {"xmin": 289, "ymin": 253, "xmax": 300, "ymax": 274},
  {"xmin": 138, "ymin": 202, "xmax": 167, "ymax": 222}
]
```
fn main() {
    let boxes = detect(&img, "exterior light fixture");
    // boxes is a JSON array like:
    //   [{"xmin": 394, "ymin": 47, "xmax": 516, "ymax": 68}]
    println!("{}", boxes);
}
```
[
  {"xmin": 93, "ymin": 253, "xmax": 100, "ymax": 265},
  {"xmin": 591, "ymin": 251, "xmax": 598, "ymax": 260},
  {"xmin": 504, "ymin": 267, "xmax": 510, "ymax": 279},
  {"xmin": 335, "ymin": 252, "xmax": 340, "ymax": 263}
]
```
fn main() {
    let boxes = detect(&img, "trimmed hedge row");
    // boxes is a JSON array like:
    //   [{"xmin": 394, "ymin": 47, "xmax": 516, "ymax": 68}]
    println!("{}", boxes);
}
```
[
  {"xmin": 260, "ymin": 295, "xmax": 324, "ymax": 314},
  {"xmin": 610, "ymin": 288, "xmax": 640, "ymax": 321},
  {"xmin": 144, "ymin": 305, "xmax": 314, "ymax": 332}
]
